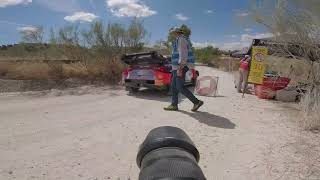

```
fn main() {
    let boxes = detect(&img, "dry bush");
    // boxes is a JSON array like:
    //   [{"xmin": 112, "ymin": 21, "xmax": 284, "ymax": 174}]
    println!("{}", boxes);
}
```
[
  {"xmin": 300, "ymin": 63, "xmax": 320, "ymax": 130},
  {"xmin": 301, "ymin": 91, "xmax": 320, "ymax": 130},
  {"xmin": 85, "ymin": 57, "xmax": 124, "ymax": 83},
  {"xmin": 0, "ymin": 62, "xmax": 15, "ymax": 76},
  {"xmin": 6, "ymin": 62, "xmax": 51, "ymax": 80},
  {"xmin": 266, "ymin": 56, "xmax": 312, "ymax": 85},
  {"xmin": 47, "ymin": 62, "xmax": 64, "ymax": 80},
  {"xmin": 104, "ymin": 58, "xmax": 125, "ymax": 83},
  {"xmin": 62, "ymin": 57, "xmax": 124, "ymax": 83},
  {"xmin": 209, "ymin": 56, "xmax": 240, "ymax": 72},
  {"xmin": 0, "ymin": 60, "xmax": 124, "ymax": 83},
  {"xmin": 250, "ymin": 0, "xmax": 320, "ymax": 130},
  {"xmin": 63, "ymin": 63, "xmax": 88, "ymax": 78}
]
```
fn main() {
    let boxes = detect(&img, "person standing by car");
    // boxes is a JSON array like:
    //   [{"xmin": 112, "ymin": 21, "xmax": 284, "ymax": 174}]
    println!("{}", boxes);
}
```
[
  {"xmin": 238, "ymin": 55, "xmax": 251, "ymax": 93},
  {"xmin": 164, "ymin": 27, "xmax": 204, "ymax": 111}
]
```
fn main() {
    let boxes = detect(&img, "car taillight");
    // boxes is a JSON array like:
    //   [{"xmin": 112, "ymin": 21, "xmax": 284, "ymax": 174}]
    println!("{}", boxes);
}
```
[
  {"xmin": 192, "ymin": 69, "xmax": 196, "ymax": 78},
  {"xmin": 154, "ymin": 67, "xmax": 167, "ymax": 73},
  {"xmin": 156, "ymin": 73, "xmax": 164, "ymax": 80},
  {"xmin": 155, "ymin": 66, "xmax": 170, "ymax": 78},
  {"xmin": 122, "ymin": 68, "xmax": 132, "ymax": 78}
]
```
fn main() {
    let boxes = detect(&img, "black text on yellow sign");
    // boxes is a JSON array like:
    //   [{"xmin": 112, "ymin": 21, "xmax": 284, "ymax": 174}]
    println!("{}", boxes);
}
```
[{"xmin": 248, "ymin": 46, "xmax": 268, "ymax": 84}]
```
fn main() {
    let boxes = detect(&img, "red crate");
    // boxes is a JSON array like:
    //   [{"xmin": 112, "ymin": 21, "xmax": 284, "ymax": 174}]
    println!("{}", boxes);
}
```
[
  {"xmin": 255, "ymin": 85, "xmax": 276, "ymax": 99},
  {"xmin": 254, "ymin": 76, "xmax": 291, "ymax": 99},
  {"xmin": 262, "ymin": 76, "xmax": 291, "ymax": 91}
]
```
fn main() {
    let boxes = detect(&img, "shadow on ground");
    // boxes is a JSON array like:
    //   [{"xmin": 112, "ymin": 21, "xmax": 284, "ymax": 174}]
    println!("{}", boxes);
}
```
[
  {"xmin": 128, "ymin": 88, "xmax": 188, "ymax": 103},
  {"xmin": 127, "ymin": 89, "xmax": 169, "ymax": 102},
  {"xmin": 179, "ymin": 110, "xmax": 236, "ymax": 129}
]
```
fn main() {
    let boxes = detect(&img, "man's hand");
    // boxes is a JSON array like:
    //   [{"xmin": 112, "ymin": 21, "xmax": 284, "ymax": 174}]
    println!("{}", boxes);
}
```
[
  {"xmin": 177, "ymin": 64, "xmax": 186, "ymax": 77},
  {"xmin": 177, "ymin": 68, "xmax": 183, "ymax": 77}
]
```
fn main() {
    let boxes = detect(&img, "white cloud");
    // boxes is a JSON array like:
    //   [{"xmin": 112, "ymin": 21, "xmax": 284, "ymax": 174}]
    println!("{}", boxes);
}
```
[
  {"xmin": 106, "ymin": 0, "xmax": 156, "ymax": 17},
  {"xmin": 205, "ymin": 10, "xmax": 213, "ymax": 14},
  {"xmin": 244, "ymin": 28, "xmax": 253, "ymax": 32},
  {"xmin": 0, "ymin": 0, "xmax": 31, "ymax": 8},
  {"xmin": 226, "ymin": 34, "xmax": 238, "ymax": 38},
  {"xmin": 17, "ymin": 26, "xmax": 38, "ymax": 34},
  {"xmin": 193, "ymin": 33, "xmax": 272, "ymax": 51},
  {"xmin": 236, "ymin": 12, "xmax": 249, "ymax": 17},
  {"xmin": 241, "ymin": 33, "xmax": 274, "ymax": 42},
  {"xmin": 220, "ymin": 42, "xmax": 243, "ymax": 51},
  {"xmin": 175, "ymin": 13, "xmax": 189, "ymax": 21},
  {"xmin": 64, "ymin": 12, "xmax": 98, "ymax": 23},
  {"xmin": 220, "ymin": 32, "xmax": 274, "ymax": 51},
  {"xmin": 192, "ymin": 41, "xmax": 216, "ymax": 48}
]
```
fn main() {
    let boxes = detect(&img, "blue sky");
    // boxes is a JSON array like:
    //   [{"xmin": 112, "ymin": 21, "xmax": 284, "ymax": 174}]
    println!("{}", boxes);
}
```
[{"xmin": 0, "ymin": 0, "xmax": 274, "ymax": 50}]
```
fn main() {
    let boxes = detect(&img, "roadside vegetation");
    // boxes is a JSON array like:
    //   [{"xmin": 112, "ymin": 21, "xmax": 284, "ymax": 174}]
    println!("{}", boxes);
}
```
[
  {"xmin": 0, "ymin": 23, "xmax": 236, "ymax": 82},
  {"xmin": 193, "ymin": 46, "xmax": 240, "ymax": 72},
  {"xmin": 0, "ymin": 19, "xmax": 148, "ymax": 83},
  {"xmin": 252, "ymin": 0, "xmax": 320, "ymax": 130}
]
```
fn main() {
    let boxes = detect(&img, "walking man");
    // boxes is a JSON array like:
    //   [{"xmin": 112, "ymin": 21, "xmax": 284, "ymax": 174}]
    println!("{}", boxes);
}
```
[
  {"xmin": 164, "ymin": 27, "xmax": 204, "ymax": 111},
  {"xmin": 238, "ymin": 55, "xmax": 251, "ymax": 93}
]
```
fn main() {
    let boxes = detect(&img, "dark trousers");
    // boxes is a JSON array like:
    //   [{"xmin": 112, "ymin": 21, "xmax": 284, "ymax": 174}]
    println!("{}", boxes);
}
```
[{"xmin": 171, "ymin": 70, "xmax": 199, "ymax": 107}]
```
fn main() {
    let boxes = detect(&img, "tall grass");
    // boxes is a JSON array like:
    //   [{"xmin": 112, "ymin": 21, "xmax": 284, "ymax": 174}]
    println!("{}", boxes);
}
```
[
  {"xmin": 0, "ymin": 62, "xmax": 51, "ymax": 80},
  {"xmin": 266, "ymin": 56, "xmax": 312, "ymax": 85},
  {"xmin": 300, "ymin": 63, "xmax": 320, "ymax": 130},
  {"xmin": 0, "ymin": 59, "xmax": 124, "ymax": 83}
]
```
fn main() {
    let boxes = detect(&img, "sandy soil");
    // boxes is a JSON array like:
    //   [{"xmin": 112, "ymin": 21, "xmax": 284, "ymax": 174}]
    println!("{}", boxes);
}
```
[{"xmin": 0, "ymin": 66, "xmax": 319, "ymax": 180}]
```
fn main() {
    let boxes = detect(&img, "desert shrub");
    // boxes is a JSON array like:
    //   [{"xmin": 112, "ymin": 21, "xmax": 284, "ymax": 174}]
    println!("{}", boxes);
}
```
[
  {"xmin": 0, "ymin": 62, "xmax": 15, "ymax": 77},
  {"xmin": 5, "ymin": 62, "xmax": 51, "ymax": 80},
  {"xmin": 201, "ymin": 56, "xmax": 240, "ymax": 72},
  {"xmin": 252, "ymin": 0, "xmax": 320, "ymax": 130},
  {"xmin": 300, "ymin": 63, "xmax": 320, "ymax": 130},
  {"xmin": 266, "ymin": 56, "xmax": 312, "ymax": 85},
  {"xmin": 63, "ymin": 63, "xmax": 88, "ymax": 78},
  {"xmin": 195, "ymin": 46, "xmax": 220, "ymax": 65}
]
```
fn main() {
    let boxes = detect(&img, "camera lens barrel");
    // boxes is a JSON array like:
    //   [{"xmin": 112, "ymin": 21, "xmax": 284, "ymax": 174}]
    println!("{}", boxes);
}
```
[{"xmin": 137, "ymin": 126, "xmax": 206, "ymax": 180}]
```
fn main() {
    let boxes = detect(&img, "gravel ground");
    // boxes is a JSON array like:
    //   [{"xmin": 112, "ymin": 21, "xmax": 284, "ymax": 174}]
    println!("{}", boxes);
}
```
[{"xmin": 0, "ymin": 66, "xmax": 319, "ymax": 180}]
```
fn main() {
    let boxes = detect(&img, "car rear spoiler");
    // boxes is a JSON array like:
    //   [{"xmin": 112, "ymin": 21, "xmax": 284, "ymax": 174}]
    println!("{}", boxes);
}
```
[{"xmin": 121, "ymin": 51, "xmax": 169, "ymax": 65}]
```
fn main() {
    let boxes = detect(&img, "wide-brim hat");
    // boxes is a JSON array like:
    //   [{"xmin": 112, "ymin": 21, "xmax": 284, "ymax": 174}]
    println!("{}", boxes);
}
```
[{"xmin": 170, "ymin": 27, "xmax": 184, "ymax": 34}]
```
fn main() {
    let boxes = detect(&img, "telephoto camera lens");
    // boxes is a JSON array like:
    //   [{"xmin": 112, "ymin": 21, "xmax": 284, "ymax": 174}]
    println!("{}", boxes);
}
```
[{"xmin": 136, "ymin": 126, "xmax": 206, "ymax": 180}]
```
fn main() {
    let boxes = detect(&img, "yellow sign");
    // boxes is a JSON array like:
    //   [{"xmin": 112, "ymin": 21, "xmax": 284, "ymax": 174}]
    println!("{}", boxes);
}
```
[{"xmin": 248, "ymin": 46, "xmax": 268, "ymax": 84}]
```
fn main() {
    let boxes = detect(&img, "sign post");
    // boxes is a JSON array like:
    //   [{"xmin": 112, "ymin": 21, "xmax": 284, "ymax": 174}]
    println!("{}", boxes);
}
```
[
  {"xmin": 242, "ymin": 46, "xmax": 268, "ymax": 98},
  {"xmin": 248, "ymin": 46, "xmax": 269, "ymax": 84}
]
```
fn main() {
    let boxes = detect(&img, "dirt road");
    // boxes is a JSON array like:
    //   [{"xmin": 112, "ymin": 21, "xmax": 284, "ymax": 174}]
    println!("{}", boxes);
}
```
[{"xmin": 0, "ymin": 66, "xmax": 319, "ymax": 180}]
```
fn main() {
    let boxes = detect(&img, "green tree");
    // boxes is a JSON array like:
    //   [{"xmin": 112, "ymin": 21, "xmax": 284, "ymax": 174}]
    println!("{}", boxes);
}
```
[
  {"xmin": 49, "ymin": 28, "xmax": 57, "ymax": 44},
  {"xmin": 194, "ymin": 46, "xmax": 221, "ymax": 65},
  {"xmin": 126, "ymin": 18, "xmax": 147, "ymax": 51},
  {"xmin": 106, "ymin": 23, "xmax": 126, "ymax": 51},
  {"xmin": 19, "ymin": 26, "xmax": 44, "ymax": 44},
  {"xmin": 19, "ymin": 26, "xmax": 48, "ymax": 59}
]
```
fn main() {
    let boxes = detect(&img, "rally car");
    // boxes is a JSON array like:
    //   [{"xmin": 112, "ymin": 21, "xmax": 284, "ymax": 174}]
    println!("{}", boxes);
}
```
[{"xmin": 121, "ymin": 51, "xmax": 199, "ymax": 93}]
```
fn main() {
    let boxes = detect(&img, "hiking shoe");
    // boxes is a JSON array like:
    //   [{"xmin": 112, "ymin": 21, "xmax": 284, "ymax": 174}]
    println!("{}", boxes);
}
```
[
  {"xmin": 164, "ymin": 105, "xmax": 179, "ymax": 111},
  {"xmin": 192, "ymin": 100, "xmax": 204, "ymax": 112}
]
